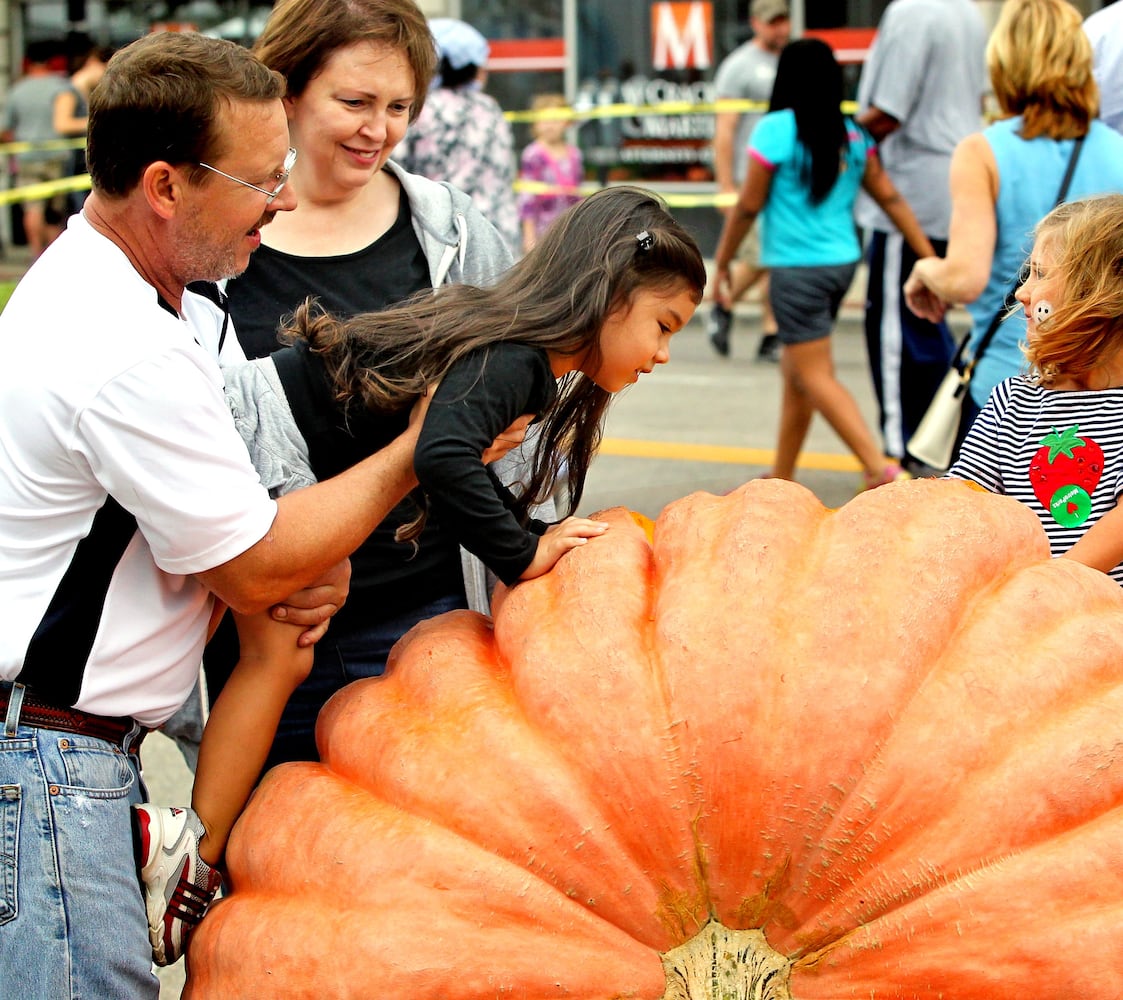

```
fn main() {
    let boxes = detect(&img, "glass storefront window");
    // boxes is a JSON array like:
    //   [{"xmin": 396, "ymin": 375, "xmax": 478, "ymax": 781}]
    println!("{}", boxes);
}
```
[{"xmin": 17, "ymin": 1, "xmax": 274, "ymax": 48}]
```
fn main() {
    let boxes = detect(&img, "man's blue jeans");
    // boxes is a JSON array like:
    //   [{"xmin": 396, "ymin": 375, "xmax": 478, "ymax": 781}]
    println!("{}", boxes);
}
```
[{"xmin": 0, "ymin": 709, "xmax": 158, "ymax": 998}]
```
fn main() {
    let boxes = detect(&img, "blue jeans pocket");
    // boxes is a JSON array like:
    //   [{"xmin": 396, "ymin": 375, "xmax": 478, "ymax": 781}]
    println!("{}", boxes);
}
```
[
  {"xmin": 57, "ymin": 737, "xmax": 133, "ymax": 798},
  {"xmin": 0, "ymin": 783, "xmax": 19, "ymax": 926}
]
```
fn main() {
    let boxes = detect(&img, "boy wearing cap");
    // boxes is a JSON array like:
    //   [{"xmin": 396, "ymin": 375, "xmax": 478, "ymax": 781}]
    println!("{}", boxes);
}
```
[{"xmin": 709, "ymin": 0, "xmax": 790, "ymax": 360}]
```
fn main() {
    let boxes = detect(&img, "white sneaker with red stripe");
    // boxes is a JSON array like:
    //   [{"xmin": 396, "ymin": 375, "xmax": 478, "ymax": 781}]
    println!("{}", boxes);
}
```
[{"xmin": 132, "ymin": 803, "xmax": 223, "ymax": 966}]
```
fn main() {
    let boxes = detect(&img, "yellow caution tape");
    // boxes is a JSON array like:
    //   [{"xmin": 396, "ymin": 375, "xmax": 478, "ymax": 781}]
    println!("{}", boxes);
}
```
[
  {"xmin": 513, "ymin": 178, "xmax": 737, "ymax": 209},
  {"xmin": 0, "ymin": 174, "xmax": 91, "ymax": 207},
  {"xmin": 0, "ymin": 138, "xmax": 86, "ymax": 155},
  {"xmin": 505, "ymin": 99, "xmax": 858, "ymax": 123},
  {"xmin": 0, "ymin": 98, "xmax": 863, "ymax": 207}
]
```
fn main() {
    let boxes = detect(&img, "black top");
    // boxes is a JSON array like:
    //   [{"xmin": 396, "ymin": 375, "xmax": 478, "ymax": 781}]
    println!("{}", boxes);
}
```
[
  {"xmin": 225, "ymin": 190, "xmax": 459, "ymax": 619},
  {"xmin": 276, "ymin": 340, "xmax": 557, "ymax": 586},
  {"xmin": 226, "ymin": 187, "xmax": 430, "ymax": 360},
  {"xmin": 415, "ymin": 342, "xmax": 557, "ymax": 584}
]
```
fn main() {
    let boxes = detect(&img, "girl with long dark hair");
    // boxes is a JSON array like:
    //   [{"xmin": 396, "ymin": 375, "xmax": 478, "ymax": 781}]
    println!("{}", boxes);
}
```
[{"xmin": 713, "ymin": 38, "xmax": 936, "ymax": 490}]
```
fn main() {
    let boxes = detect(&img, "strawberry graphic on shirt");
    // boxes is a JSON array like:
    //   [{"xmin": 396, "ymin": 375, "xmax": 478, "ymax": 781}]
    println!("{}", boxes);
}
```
[{"xmin": 1029, "ymin": 425, "xmax": 1104, "ymax": 528}]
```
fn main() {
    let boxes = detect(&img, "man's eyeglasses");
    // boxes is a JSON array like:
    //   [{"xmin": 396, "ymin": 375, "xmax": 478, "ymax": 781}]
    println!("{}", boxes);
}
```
[{"xmin": 196, "ymin": 147, "xmax": 297, "ymax": 204}]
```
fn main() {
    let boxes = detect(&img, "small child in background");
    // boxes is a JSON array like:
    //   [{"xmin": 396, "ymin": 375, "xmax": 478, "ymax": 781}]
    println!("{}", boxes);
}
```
[
  {"xmin": 948, "ymin": 193, "xmax": 1123, "ymax": 583},
  {"xmin": 518, "ymin": 93, "xmax": 584, "ymax": 253}
]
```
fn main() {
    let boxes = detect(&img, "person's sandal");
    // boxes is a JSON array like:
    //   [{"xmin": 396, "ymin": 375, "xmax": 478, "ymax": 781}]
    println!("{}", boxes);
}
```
[{"xmin": 863, "ymin": 462, "xmax": 913, "ymax": 491}]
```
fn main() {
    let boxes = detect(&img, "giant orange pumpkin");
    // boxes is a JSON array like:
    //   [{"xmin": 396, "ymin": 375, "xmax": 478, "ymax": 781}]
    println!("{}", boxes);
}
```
[{"xmin": 185, "ymin": 478, "xmax": 1123, "ymax": 998}]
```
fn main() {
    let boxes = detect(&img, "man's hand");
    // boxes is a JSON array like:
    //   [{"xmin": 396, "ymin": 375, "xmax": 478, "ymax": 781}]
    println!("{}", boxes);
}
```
[
  {"xmin": 270, "ymin": 557, "xmax": 351, "ymax": 647},
  {"xmin": 483, "ymin": 414, "xmax": 534, "ymax": 465},
  {"xmin": 519, "ymin": 516, "xmax": 609, "ymax": 580}
]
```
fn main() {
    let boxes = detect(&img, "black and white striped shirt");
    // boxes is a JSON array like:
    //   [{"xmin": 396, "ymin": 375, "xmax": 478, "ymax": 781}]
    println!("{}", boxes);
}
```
[{"xmin": 948, "ymin": 376, "xmax": 1123, "ymax": 584}]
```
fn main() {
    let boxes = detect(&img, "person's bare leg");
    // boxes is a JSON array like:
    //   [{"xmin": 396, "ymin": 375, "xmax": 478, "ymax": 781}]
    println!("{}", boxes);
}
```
[
  {"xmin": 22, "ymin": 204, "xmax": 47, "ymax": 258},
  {"xmin": 784, "ymin": 335, "xmax": 891, "ymax": 480},
  {"xmin": 770, "ymin": 344, "xmax": 815, "ymax": 480},
  {"xmin": 729, "ymin": 260, "xmax": 766, "ymax": 301},
  {"xmin": 192, "ymin": 611, "xmax": 313, "ymax": 866},
  {"xmin": 758, "ymin": 273, "xmax": 778, "ymax": 336}
]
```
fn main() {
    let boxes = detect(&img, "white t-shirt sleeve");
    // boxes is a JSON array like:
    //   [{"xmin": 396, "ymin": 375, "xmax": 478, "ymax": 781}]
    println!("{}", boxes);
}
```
[
  {"xmin": 858, "ymin": 7, "xmax": 928, "ymax": 122},
  {"xmin": 74, "ymin": 347, "xmax": 276, "ymax": 576}
]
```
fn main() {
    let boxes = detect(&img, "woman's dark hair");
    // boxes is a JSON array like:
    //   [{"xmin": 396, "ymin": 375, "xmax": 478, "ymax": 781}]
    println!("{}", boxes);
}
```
[
  {"xmin": 280, "ymin": 186, "xmax": 706, "ymax": 535},
  {"xmin": 768, "ymin": 37, "xmax": 847, "ymax": 204},
  {"xmin": 438, "ymin": 55, "xmax": 478, "ymax": 89}
]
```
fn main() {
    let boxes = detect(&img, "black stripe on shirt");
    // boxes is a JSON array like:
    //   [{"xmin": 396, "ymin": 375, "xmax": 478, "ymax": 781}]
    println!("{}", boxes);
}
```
[{"xmin": 17, "ymin": 496, "xmax": 138, "ymax": 707}]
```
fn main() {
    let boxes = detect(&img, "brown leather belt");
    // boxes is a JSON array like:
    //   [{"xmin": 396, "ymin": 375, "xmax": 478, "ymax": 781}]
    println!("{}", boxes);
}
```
[{"xmin": 0, "ymin": 684, "xmax": 146, "ymax": 752}]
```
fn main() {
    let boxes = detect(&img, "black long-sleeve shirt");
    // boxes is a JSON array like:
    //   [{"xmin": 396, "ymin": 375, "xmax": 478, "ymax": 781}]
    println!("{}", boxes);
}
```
[{"xmin": 415, "ymin": 342, "xmax": 557, "ymax": 584}]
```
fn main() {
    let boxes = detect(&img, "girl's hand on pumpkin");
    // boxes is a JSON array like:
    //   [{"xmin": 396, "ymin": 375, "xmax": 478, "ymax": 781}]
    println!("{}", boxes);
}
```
[{"xmin": 520, "ymin": 516, "xmax": 609, "ymax": 580}]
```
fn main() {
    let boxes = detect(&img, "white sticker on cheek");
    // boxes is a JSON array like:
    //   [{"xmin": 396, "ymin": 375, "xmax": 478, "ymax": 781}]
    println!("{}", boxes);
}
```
[{"xmin": 1034, "ymin": 300, "xmax": 1053, "ymax": 324}]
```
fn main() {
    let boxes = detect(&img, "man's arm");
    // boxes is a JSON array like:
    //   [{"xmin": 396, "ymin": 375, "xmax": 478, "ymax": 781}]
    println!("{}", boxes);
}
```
[
  {"xmin": 712, "ymin": 110, "xmax": 740, "ymax": 213},
  {"xmin": 903, "ymin": 133, "xmax": 997, "ymax": 320},
  {"xmin": 856, "ymin": 106, "xmax": 900, "ymax": 143},
  {"xmin": 712, "ymin": 156, "xmax": 773, "ymax": 308},
  {"xmin": 197, "ymin": 402, "xmax": 532, "ymax": 618},
  {"xmin": 196, "ymin": 422, "xmax": 420, "ymax": 614}
]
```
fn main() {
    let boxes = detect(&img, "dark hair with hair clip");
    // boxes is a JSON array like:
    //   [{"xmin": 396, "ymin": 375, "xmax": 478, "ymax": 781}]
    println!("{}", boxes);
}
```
[{"xmin": 278, "ymin": 186, "xmax": 706, "ymax": 535}]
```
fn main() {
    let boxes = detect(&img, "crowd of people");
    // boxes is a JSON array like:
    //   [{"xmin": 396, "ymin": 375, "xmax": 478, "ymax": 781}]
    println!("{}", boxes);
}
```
[{"xmin": 2, "ymin": 0, "xmax": 1123, "ymax": 994}]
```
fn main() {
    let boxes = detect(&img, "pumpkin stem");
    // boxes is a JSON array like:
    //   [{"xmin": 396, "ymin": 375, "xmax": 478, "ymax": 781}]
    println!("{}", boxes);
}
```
[{"xmin": 661, "ymin": 920, "xmax": 792, "ymax": 1000}]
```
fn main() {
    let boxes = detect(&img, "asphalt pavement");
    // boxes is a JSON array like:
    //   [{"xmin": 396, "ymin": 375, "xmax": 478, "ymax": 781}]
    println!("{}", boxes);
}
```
[{"xmin": 580, "ymin": 297, "xmax": 879, "ymax": 516}]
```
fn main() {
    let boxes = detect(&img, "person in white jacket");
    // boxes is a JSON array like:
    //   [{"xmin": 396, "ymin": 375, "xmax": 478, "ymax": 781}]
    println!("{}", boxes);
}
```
[{"xmin": 1085, "ymin": 1, "xmax": 1123, "ymax": 134}]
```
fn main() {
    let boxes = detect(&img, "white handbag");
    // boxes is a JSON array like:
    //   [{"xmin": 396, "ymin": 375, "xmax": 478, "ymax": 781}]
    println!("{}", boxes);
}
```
[{"xmin": 907, "ymin": 360, "xmax": 971, "ymax": 471}]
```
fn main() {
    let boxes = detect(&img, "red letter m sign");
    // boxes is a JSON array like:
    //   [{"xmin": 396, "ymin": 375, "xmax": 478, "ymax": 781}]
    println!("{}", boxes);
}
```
[{"xmin": 652, "ymin": 2, "xmax": 713, "ymax": 71}]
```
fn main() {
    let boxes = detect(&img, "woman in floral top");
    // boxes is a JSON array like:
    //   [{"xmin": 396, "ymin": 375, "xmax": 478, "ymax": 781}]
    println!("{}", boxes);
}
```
[{"xmin": 395, "ymin": 18, "xmax": 520, "ymax": 252}]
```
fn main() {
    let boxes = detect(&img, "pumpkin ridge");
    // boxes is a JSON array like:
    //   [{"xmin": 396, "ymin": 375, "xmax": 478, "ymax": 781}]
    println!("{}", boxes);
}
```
[
  {"xmin": 789, "ymin": 804, "xmax": 1123, "ymax": 997},
  {"xmin": 500, "ymin": 507, "xmax": 713, "ymax": 947},
  {"xmin": 650, "ymin": 481, "xmax": 835, "ymax": 937},
  {"xmin": 782, "ymin": 560, "xmax": 1123, "ymax": 950},
  {"xmin": 651, "ymin": 480, "xmax": 1044, "ymax": 953},
  {"xmin": 691, "ymin": 482, "xmax": 1051, "ymax": 952},
  {"xmin": 316, "ymin": 609, "xmax": 686, "ymax": 947},
  {"xmin": 196, "ymin": 764, "xmax": 668, "ymax": 998}
]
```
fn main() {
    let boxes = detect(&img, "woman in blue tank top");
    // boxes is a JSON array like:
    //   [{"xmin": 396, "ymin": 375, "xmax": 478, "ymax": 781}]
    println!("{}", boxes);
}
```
[{"xmin": 905, "ymin": 0, "xmax": 1123, "ymax": 461}]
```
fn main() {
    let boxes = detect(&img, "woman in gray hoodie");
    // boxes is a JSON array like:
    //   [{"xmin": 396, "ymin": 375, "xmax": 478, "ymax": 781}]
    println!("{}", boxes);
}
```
[{"xmin": 204, "ymin": 0, "xmax": 543, "ymax": 767}]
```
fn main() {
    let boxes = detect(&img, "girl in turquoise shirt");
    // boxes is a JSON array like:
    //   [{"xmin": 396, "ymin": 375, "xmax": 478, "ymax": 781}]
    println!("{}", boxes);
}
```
[{"xmin": 713, "ymin": 38, "xmax": 936, "ymax": 490}]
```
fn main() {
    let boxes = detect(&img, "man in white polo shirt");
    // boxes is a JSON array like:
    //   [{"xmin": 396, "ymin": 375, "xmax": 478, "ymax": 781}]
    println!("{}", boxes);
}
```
[{"xmin": 0, "ymin": 32, "xmax": 432, "ymax": 996}]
